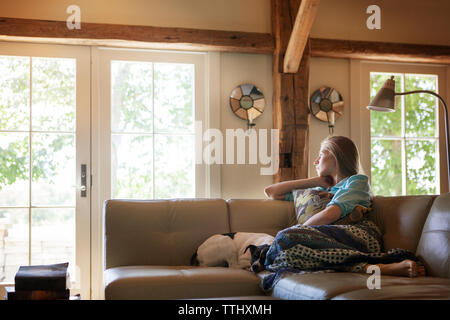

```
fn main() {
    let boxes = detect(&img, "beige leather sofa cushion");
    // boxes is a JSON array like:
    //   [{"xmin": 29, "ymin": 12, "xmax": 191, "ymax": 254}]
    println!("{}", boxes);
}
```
[
  {"xmin": 104, "ymin": 199, "xmax": 229, "ymax": 269},
  {"xmin": 227, "ymin": 199, "xmax": 296, "ymax": 236},
  {"xmin": 333, "ymin": 283, "xmax": 450, "ymax": 300},
  {"xmin": 416, "ymin": 193, "xmax": 450, "ymax": 278},
  {"xmin": 104, "ymin": 266, "xmax": 264, "ymax": 300},
  {"xmin": 369, "ymin": 195, "xmax": 436, "ymax": 253},
  {"xmin": 260, "ymin": 272, "xmax": 450, "ymax": 300}
]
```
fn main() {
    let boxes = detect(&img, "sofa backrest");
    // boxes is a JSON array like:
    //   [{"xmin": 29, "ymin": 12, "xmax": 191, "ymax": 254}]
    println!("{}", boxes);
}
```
[
  {"xmin": 368, "ymin": 195, "xmax": 436, "ymax": 253},
  {"xmin": 416, "ymin": 193, "xmax": 450, "ymax": 278},
  {"xmin": 104, "ymin": 199, "xmax": 229, "ymax": 269},
  {"xmin": 104, "ymin": 194, "xmax": 448, "ymax": 276},
  {"xmin": 226, "ymin": 199, "xmax": 296, "ymax": 236}
]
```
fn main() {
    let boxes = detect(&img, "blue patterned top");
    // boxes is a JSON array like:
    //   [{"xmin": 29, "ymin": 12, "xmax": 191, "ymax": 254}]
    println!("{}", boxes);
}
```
[{"xmin": 285, "ymin": 174, "xmax": 372, "ymax": 218}]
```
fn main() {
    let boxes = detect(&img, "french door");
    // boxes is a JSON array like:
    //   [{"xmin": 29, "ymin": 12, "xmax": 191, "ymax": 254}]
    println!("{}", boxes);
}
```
[
  {"xmin": 90, "ymin": 47, "xmax": 214, "ymax": 299},
  {"xmin": 0, "ymin": 43, "xmax": 91, "ymax": 298},
  {"xmin": 0, "ymin": 43, "xmax": 216, "ymax": 300}
]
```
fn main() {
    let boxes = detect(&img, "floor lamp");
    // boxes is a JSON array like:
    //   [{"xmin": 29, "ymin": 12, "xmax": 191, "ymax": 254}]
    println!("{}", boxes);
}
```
[{"xmin": 367, "ymin": 76, "xmax": 450, "ymax": 189}]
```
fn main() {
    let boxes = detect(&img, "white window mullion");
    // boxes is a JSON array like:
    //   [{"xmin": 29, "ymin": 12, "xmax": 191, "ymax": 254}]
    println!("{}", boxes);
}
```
[
  {"xmin": 400, "ymin": 74, "xmax": 407, "ymax": 195},
  {"xmin": 28, "ymin": 56, "xmax": 32, "ymax": 265},
  {"xmin": 152, "ymin": 63, "xmax": 155, "ymax": 199}
]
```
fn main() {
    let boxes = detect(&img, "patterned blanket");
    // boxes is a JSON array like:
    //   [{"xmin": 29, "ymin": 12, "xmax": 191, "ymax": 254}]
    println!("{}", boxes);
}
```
[{"xmin": 261, "ymin": 219, "xmax": 420, "ymax": 292}]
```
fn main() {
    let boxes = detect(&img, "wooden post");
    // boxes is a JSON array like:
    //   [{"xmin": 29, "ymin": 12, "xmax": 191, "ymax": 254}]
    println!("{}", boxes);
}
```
[
  {"xmin": 272, "ymin": 0, "xmax": 310, "ymax": 183},
  {"xmin": 283, "ymin": 0, "xmax": 320, "ymax": 73}
]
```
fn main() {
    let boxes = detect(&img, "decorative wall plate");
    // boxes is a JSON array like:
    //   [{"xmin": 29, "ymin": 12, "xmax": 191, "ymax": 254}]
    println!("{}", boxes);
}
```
[
  {"xmin": 310, "ymin": 86, "xmax": 344, "ymax": 134},
  {"xmin": 229, "ymin": 84, "xmax": 264, "ymax": 127}
]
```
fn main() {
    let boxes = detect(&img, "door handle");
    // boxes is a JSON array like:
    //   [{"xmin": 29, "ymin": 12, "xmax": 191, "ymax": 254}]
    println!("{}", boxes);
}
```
[{"xmin": 81, "ymin": 164, "xmax": 87, "ymax": 197}]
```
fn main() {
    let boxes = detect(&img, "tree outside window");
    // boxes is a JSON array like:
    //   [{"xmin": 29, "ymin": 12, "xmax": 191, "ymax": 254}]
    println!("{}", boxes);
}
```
[{"xmin": 370, "ymin": 72, "xmax": 440, "ymax": 196}]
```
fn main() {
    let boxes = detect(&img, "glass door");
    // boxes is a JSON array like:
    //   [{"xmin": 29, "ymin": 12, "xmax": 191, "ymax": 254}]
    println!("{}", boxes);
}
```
[
  {"xmin": 90, "ymin": 48, "xmax": 210, "ymax": 298},
  {"xmin": 0, "ymin": 43, "xmax": 91, "ymax": 298}
]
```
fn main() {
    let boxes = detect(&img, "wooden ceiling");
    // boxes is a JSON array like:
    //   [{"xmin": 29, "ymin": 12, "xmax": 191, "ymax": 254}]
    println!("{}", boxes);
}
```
[{"xmin": 0, "ymin": 15, "xmax": 449, "ymax": 64}]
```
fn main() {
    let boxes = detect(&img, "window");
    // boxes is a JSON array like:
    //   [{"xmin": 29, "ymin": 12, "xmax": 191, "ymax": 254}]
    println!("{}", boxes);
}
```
[
  {"xmin": 110, "ymin": 60, "xmax": 195, "ymax": 199},
  {"xmin": 95, "ymin": 49, "xmax": 212, "ymax": 200},
  {"xmin": 369, "ymin": 72, "xmax": 440, "ymax": 196}
]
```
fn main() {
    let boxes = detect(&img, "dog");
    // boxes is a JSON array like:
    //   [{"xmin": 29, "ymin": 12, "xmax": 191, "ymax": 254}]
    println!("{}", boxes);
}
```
[
  {"xmin": 245, "ymin": 244, "xmax": 271, "ymax": 273},
  {"xmin": 190, "ymin": 232, "xmax": 274, "ymax": 271}
]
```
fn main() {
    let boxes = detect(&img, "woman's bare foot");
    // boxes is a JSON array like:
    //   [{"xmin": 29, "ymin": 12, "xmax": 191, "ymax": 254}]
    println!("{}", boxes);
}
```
[{"xmin": 376, "ymin": 260, "xmax": 426, "ymax": 278}]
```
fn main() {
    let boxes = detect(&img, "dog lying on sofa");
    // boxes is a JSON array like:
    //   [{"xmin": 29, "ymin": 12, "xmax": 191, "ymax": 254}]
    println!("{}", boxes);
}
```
[{"xmin": 190, "ymin": 232, "xmax": 274, "ymax": 272}]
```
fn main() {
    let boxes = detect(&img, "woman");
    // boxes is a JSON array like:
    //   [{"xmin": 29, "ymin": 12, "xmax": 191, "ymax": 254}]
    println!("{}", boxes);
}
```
[{"xmin": 262, "ymin": 136, "xmax": 425, "ymax": 290}]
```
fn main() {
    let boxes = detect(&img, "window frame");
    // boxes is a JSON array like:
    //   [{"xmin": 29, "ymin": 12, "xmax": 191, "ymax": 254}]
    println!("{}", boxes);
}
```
[
  {"xmin": 0, "ymin": 42, "xmax": 91, "ymax": 298},
  {"xmin": 350, "ymin": 60, "xmax": 449, "ymax": 195}
]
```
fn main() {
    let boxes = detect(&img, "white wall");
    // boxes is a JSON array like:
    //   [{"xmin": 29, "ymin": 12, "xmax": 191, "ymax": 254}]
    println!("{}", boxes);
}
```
[
  {"xmin": 311, "ymin": 0, "xmax": 450, "ymax": 46},
  {"xmin": 308, "ymin": 58, "xmax": 350, "ymax": 178},
  {"xmin": 0, "ymin": 0, "xmax": 271, "ymax": 33},
  {"xmin": 219, "ymin": 53, "xmax": 274, "ymax": 199}
]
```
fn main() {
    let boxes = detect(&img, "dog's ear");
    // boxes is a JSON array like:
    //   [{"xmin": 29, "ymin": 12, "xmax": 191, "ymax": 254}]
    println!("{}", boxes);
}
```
[
  {"xmin": 258, "ymin": 245, "xmax": 270, "ymax": 259},
  {"xmin": 244, "ymin": 244, "xmax": 257, "ymax": 255},
  {"xmin": 190, "ymin": 252, "xmax": 199, "ymax": 266}
]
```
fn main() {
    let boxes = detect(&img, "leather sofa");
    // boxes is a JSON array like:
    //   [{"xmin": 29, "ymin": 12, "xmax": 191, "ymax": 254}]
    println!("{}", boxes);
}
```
[{"xmin": 103, "ymin": 193, "xmax": 450, "ymax": 300}]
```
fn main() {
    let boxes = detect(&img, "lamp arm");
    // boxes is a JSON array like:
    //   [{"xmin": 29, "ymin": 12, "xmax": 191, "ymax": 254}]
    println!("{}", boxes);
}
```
[{"xmin": 395, "ymin": 90, "xmax": 450, "ymax": 189}]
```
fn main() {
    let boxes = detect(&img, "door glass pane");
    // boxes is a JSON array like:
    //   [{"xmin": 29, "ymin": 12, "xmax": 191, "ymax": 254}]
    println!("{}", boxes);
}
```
[
  {"xmin": 154, "ymin": 63, "xmax": 194, "ymax": 133},
  {"xmin": 154, "ymin": 134, "xmax": 194, "ymax": 199},
  {"xmin": 0, "ymin": 56, "xmax": 30, "ymax": 131},
  {"xmin": 371, "ymin": 139, "xmax": 402, "ymax": 196},
  {"xmin": 0, "ymin": 52, "xmax": 86, "ymax": 293},
  {"xmin": 406, "ymin": 140, "xmax": 437, "ymax": 195},
  {"xmin": 31, "ymin": 208, "xmax": 75, "ymax": 276},
  {"xmin": 111, "ymin": 60, "xmax": 153, "ymax": 133},
  {"xmin": 0, "ymin": 208, "xmax": 28, "ymax": 283},
  {"xmin": 31, "ymin": 133, "xmax": 76, "ymax": 206},
  {"xmin": 0, "ymin": 133, "xmax": 29, "ymax": 206},
  {"xmin": 405, "ymin": 74, "xmax": 437, "ymax": 138},
  {"xmin": 111, "ymin": 60, "xmax": 196, "ymax": 200},
  {"xmin": 32, "ymin": 57, "xmax": 76, "ymax": 131},
  {"xmin": 370, "ymin": 73, "xmax": 403, "ymax": 137},
  {"xmin": 111, "ymin": 134, "xmax": 153, "ymax": 199}
]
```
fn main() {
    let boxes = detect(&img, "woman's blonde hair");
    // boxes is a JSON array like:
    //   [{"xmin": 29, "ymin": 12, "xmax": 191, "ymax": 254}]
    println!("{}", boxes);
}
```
[{"xmin": 320, "ymin": 136, "xmax": 363, "ymax": 177}]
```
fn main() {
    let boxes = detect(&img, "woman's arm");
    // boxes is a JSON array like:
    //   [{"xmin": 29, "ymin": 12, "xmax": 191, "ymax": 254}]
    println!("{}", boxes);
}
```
[
  {"xmin": 302, "ymin": 204, "xmax": 342, "ymax": 226},
  {"xmin": 264, "ymin": 176, "xmax": 333, "ymax": 200}
]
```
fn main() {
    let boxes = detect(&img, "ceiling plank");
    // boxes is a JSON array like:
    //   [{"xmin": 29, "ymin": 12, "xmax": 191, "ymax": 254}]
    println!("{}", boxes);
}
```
[
  {"xmin": 0, "ymin": 17, "xmax": 274, "ymax": 54},
  {"xmin": 283, "ymin": 0, "xmax": 320, "ymax": 73}
]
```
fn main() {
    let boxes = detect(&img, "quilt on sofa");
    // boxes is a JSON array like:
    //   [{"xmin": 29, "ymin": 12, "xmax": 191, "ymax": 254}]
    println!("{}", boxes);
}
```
[{"xmin": 262, "ymin": 218, "xmax": 421, "ymax": 292}]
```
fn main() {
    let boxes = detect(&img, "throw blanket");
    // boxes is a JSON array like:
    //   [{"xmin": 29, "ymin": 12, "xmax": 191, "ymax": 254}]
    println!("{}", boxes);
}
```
[{"xmin": 261, "ymin": 218, "xmax": 420, "ymax": 292}]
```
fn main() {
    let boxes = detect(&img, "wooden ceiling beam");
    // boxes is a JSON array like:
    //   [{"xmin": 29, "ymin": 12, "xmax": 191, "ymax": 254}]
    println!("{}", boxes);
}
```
[
  {"xmin": 0, "ymin": 17, "xmax": 274, "ymax": 54},
  {"xmin": 283, "ymin": 0, "xmax": 320, "ymax": 73},
  {"xmin": 310, "ymin": 38, "xmax": 450, "ymax": 65},
  {"xmin": 1, "ymin": 17, "xmax": 449, "ymax": 63}
]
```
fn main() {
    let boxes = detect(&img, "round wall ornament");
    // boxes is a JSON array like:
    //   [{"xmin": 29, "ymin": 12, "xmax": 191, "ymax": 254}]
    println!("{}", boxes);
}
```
[
  {"xmin": 309, "ymin": 86, "xmax": 344, "ymax": 135},
  {"xmin": 229, "ymin": 84, "xmax": 265, "ymax": 128}
]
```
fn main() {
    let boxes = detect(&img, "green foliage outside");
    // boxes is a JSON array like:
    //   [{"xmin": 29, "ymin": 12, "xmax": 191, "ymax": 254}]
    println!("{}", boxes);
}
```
[{"xmin": 0, "ymin": 56, "xmax": 75, "ymax": 221}]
